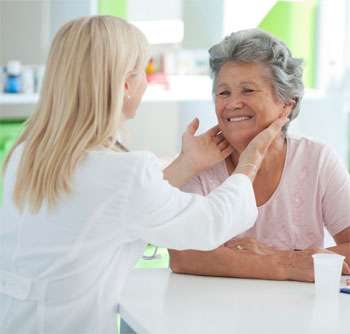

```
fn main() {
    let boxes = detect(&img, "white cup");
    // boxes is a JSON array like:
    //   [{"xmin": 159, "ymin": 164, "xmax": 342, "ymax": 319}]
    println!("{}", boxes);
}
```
[{"xmin": 312, "ymin": 253, "xmax": 345, "ymax": 298}]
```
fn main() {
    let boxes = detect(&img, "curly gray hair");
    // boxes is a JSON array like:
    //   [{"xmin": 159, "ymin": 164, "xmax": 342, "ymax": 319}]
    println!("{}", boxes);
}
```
[{"xmin": 209, "ymin": 28, "xmax": 304, "ymax": 131}]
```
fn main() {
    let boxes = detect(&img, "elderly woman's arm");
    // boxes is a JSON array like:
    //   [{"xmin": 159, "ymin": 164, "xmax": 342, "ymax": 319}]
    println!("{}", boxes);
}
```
[
  {"xmin": 169, "ymin": 247, "xmax": 288, "ymax": 280},
  {"xmin": 328, "ymin": 227, "xmax": 350, "ymax": 265},
  {"xmin": 319, "ymin": 145, "xmax": 350, "ymax": 267},
  {"xmin": 169, "ymin": 239, "xmax": 349, "ymax": 282},
  {"xmin": 169, "ymin": 243, "xmax": 340, "ymax": 282}
]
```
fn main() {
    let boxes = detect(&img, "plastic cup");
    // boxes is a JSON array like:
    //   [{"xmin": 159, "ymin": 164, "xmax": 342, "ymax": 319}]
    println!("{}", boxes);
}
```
[{"xmin": 312, "ymin": 253, "xmax": 345, "ymax": 298}]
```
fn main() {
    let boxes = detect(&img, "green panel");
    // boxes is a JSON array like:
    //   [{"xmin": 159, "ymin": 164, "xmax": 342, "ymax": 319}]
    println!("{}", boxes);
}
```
[
  {"xmin": 0, "ymin": 120, "xmax": 25, "ymax": 203},
  {"xmin": 98, "ymin": 0, "xmax": 127, "ymax": 18},
  {"xmin": 136, "ymin": 245, "xmax": 169, "ymax": 269},
  {"xmin": 259, "ymin": 0, "xmax": 318, "ymax": 88}
]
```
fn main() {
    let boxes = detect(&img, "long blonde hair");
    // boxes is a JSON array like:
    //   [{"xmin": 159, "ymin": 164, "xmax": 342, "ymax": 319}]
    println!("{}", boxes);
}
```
[{"xmin": 3, "ymin": 16, "xmax": 149, "ymax": 212}]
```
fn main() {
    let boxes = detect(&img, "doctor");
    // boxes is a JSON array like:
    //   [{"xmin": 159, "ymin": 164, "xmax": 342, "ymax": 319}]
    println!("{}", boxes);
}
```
[{"xmin": 0, "ymin": 16, "xmax": 287, "ymax": 333}]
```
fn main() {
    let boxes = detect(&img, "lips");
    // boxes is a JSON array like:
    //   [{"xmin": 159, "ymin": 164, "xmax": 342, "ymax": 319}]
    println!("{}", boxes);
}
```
[{"xmin": 227, "ymin": 116, "xmax": 253, "ymax": 122}]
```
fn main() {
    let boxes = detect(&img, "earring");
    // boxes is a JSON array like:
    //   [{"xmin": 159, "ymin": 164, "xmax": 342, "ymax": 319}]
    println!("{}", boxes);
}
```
[{"xmin": 126, "ymin": 95, "xmax": 131, "ymax": 100}]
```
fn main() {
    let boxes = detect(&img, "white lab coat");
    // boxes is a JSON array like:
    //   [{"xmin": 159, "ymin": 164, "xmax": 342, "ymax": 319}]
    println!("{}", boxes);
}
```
[{"xmin": 0, "ymin": 144, "xmax": 257, "ymax": 334}]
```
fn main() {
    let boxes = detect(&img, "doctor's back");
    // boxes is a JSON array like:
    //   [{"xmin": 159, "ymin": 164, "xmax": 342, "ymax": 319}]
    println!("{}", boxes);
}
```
[{"xmin": 0, "ymin": 145, "xmax": 167, "ymax": 333}]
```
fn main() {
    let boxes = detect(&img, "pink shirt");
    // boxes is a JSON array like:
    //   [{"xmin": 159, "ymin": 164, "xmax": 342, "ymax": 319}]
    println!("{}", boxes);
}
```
[{"xmin": 181, "ymin": 136, "xmax": 350, "ymax": 250}]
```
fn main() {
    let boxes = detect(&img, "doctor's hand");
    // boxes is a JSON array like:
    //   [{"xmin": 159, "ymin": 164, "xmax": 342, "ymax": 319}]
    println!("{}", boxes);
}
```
[
  {"xmin": 235, "ymin": 116, "xmax": 289, "ymax": 181},
  {"xmin": 180, "ymin": 118, "xmax": 234, "ymax": 175}
]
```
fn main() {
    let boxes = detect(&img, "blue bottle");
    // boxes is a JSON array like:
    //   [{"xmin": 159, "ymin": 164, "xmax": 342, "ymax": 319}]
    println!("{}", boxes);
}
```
[{"xmin": 4, "ymin": 61, "xmax": 22, "ymax": 94}]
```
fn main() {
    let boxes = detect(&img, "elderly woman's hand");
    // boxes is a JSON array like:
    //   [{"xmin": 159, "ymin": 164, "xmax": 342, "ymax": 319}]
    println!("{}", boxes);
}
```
[
  {"xmin": 225, "ymin": 239, "xmax": 350, "ymax": 282},
  {"xmin": 283, "ymin": 248, "xmax": 350, "ymax": 282},
  {"xmin": 180, "ymin": 118, "xmax": 234, "ymax": 175}
]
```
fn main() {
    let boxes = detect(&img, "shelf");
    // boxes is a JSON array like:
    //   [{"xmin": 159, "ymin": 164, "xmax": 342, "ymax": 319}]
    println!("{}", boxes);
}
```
[
  {"xmin": 0, "ymin": 85, "xmax": 328, "ymax": 106},
  {"xmin": 0, "ymin": 93, "xmax": 39, "ymax": 105},
  {"xmin": 0, "ymin": 75, "xmax": 213, "ymax": 107}
]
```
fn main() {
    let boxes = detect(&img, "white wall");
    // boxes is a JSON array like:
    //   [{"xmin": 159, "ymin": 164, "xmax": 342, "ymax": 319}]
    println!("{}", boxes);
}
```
[
  {"xmin": 0, "ymin": 0, "xmax": 94, "ymax": 65},
  {"xmin": 0, "ymin": 0, "xmax": 94, "ymax": 115},
  {"xmin": 290, "ymin": 93, "xmax": 349, "ymax": 164},
  {"xmin": 182, "ymin": 0, "xmax": 224, "ymax": 49},
  {"xmin": 122, "ymin": 102, "xmax": 180, "ymax": 159},
  {"xmin": 128, "ymin": 0, "xmax": 182, "ymax": 21},
  {"xmin": 0, "ymin": 1, "xmax": 50, "ymax": 65}
]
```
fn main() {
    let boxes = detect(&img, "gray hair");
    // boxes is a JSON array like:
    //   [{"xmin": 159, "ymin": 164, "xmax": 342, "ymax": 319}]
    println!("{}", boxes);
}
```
[{"xmin": 209, "ymin": 28, "xmax": 304, "ymax": 131}]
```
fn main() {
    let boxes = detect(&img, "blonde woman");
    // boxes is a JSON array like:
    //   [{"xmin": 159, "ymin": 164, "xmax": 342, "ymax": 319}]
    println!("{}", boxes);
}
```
[{"xmin": 0, "ymin": 16, "xmax": 286, "ymax": 333}]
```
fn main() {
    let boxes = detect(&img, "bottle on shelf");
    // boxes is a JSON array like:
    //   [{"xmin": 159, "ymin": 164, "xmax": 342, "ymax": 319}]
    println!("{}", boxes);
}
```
[
  {"xmin": 4, "ymin": 60, "xmax": 22, "ymax": 94},
  {"xmin": 22, "ymin": 66, "xmax": 35, "ymax": 94}
]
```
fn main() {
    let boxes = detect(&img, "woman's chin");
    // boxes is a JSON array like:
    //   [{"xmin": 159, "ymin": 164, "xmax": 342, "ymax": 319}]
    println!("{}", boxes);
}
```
[{"xmin": 225, "ymin": 131, "xmax": 259, "ymax": 147}]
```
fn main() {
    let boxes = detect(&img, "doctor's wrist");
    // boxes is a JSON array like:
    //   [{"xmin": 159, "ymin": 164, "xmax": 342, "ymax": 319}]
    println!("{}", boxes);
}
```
[
  {"xmin": 234, "ymin": 162, "xmax": 258, "ymax": 182},
  {"xmin": 164, "ymin": 153, "xmax": 197, "ymax": 188},
  {"xmin": 176, "ymin": 153, "xmax": 200, "ymax": 177}
]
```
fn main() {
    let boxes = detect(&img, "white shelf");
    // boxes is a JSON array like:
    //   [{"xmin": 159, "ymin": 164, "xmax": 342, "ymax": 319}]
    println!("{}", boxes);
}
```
[
  {"xmin": 0, "ymin": 86, "xmax": 328, "ymax": 106},
  {"xmin": 0, "ymin": 75, "xmax": 213, "ymax": 107},
  {"xmin": 0, "ymin": 93, "xmax": 39, "ymax": 105},
  {"xmin": 144, "ymin": 75, "xmax": 212, "ymax": 102}
]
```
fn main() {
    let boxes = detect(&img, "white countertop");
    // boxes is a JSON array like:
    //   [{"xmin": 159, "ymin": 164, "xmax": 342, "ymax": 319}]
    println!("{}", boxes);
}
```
[{"xmin": 120, "ymin": 268, "xmax": 350, "ymax": 334}]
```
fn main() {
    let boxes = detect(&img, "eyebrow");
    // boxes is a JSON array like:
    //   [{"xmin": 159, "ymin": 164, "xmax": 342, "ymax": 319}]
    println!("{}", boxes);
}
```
[
  {"xmin": 216, "ymin": 83, "xmax": 229, "ymax": 89},
  {"xmin": 239, "ymin": 81, "xmax": 258, "ymax": 86},
  {"xmin": 216, "ymin": 81, "xmax": 259, "ymax": 89}
]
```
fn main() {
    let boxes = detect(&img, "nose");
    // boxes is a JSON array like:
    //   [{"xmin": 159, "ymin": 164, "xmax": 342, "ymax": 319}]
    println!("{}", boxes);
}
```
[{"xmin": 225, "ymin": 94, "xmax": 244, "ymax": 110}]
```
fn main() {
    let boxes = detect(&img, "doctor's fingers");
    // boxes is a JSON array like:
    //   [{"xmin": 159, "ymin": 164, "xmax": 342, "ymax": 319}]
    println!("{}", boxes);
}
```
[
  {"xmin": 206, "ymin": 124, "xmax": 221, "ymax": 137},
  {"xmin": 217, "ymin": 139, "xmax": 231, "ymax": 151},
  {"xmin": 220, "ymin": 145, "xmax": 234, "ymax": 158},
  {"xmin": 250, "ymin": 117, "xmax": 288, "ymax": 153},
  {"xmin": 213, "ymin": 133, "xmax": 225, "ymax": 144}
]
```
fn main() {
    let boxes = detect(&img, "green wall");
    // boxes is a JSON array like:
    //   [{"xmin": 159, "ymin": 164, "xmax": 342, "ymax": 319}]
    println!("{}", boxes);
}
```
[
  {"xmin": 0, "ymin": 121, "xmax": 24, "ymax": 203},
  {"xmin": 98, "ymin": 0, "xmax": 127, "ymax": 18},
  {"xmin": 259, "ymin": 0, "xmax": 318, "ymax": 88}
]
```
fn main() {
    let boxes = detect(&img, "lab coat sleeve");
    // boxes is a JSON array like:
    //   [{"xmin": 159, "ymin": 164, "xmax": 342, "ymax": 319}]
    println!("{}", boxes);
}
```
[{"xmin": 124, "ymin": 153, "xmax": 258, "ymax": 250}]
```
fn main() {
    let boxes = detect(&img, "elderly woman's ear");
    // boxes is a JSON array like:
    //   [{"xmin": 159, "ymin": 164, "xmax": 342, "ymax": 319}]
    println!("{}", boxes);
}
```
[{"xmin": 282, "ymin": 99, "xmax": 296, "ymax": 114}]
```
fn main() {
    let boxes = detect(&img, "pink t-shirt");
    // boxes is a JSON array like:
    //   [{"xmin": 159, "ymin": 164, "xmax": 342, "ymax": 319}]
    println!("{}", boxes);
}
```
[{"xmin": 181, "ymin": 136, "xmax": 350, "ymax": 250}]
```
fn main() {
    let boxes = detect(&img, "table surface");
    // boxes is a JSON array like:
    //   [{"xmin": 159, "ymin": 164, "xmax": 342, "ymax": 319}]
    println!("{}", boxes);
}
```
[{"xmin": 120, "ymin": 269, "xmax": 350, "ymax": 334}]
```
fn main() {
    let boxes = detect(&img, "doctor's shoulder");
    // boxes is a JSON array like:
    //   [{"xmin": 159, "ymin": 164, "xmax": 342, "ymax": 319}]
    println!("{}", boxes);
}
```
[{"xmin": 83, "ymin": 149, "xmax": 162, "ymax": 184}]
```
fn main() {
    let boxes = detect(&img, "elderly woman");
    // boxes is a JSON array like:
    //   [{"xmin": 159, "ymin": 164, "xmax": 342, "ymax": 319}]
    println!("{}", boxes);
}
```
[{"xmin": 169, "ymin": 29, "xmax": 350, "ymax": 282}]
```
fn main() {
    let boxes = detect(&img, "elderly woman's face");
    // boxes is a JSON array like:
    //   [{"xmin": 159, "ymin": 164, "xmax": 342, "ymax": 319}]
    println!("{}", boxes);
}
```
[{"xmin": 215, "ymin": 61, "xmax": 286, "ymax": 146}]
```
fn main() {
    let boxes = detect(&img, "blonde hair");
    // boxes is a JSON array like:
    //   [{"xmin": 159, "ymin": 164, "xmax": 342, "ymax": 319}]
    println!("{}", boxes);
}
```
[{"xmin": 3, "ymin": 15, "xmax": 149, "ymax": 213}]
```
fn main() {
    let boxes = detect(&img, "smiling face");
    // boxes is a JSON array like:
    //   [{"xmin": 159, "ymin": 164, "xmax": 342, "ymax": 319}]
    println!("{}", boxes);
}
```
[{"xmin": 215, "ymin": 61, "xmax": 287, "ymax": 148}]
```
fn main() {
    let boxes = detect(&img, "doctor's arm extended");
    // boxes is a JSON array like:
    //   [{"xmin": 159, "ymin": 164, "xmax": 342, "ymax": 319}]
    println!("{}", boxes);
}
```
[
  {"xmin": 142, "ymin": 117, "xmax": 287, "ymax": 250},
  {"xmin": 163, "ymin": 116, "xmax": 280, "ymax": 189},
  {"xmin": 92, "ymin": 117, "xmax": 287, "ymax": 252},
  {"xmin": 106, "ymin": 116, "xmax": 288, "ymax": 252}
]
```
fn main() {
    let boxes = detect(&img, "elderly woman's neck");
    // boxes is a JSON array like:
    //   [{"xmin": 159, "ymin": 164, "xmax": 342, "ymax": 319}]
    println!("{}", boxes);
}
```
[{"xmin": 229, "ymin": 134, "xmax": 286, "ymax": 169}]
